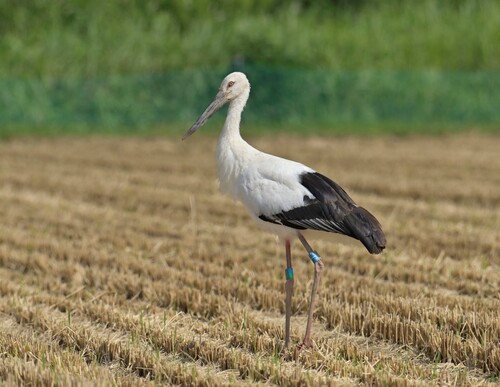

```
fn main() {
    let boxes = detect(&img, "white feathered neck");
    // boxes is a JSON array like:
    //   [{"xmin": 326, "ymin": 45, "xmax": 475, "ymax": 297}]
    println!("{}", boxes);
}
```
[{"xmin": 216, "ymin": 87, "xmax": 258, "ymax": 200}]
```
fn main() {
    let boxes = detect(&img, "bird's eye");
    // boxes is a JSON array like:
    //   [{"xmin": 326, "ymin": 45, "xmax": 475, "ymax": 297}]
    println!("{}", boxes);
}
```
[{"xmin": 227, "ymin": 81, "xmax": 235, "ymax": 88}]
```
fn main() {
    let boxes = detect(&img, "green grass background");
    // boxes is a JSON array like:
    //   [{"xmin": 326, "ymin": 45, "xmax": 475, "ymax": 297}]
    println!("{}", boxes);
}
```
[{"xmin": 1, "ymin": 0, "xmax": 499, "ymax": 136}]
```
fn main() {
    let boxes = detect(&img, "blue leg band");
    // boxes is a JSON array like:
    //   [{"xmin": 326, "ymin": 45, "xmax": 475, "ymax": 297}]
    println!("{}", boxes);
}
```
[
  {"xmin": 285, "ymin": 267, "xmax": 294, "ymax": 280},
  {"xmin": 308, "ymin": 251, "xmax": 321, "ymax": 263}
]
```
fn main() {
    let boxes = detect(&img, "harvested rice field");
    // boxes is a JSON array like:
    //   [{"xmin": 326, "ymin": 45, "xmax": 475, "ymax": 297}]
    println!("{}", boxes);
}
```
[{"xmin": 0, "ymin": 133, "xmax": 498, "ymax": 386}]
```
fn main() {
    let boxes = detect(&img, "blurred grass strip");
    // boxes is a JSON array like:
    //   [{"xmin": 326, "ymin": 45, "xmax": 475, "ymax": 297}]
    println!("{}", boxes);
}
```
[
  {"xmin": 0, "ymin": 0, "xmax": 499, "ymax": 77},
  {"xmin": 0, "ymin": 67, "xmax": 499, "ymax": 133}
]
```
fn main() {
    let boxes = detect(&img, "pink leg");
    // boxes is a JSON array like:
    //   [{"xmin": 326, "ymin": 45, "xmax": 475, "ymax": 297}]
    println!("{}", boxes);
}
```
[
  {"xmin": 284, "ymin": 240, "xmax": 294, "ymax": 347},
  {"xmin": 297, "ymin": 233, "xmax": 324, "ymax": 349}
]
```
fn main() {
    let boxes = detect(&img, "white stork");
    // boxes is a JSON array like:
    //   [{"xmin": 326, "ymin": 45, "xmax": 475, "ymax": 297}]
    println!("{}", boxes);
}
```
[{"xmin": 183, "ymin": 72, "xmax": 386, "ymax": 349}]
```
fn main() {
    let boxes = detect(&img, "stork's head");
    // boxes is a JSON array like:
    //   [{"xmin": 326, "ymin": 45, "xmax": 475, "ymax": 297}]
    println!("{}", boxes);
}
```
[
  {"xmin": 220, "ymin": 72, "xmax": 250, "ymax": 101},
  {"xmin": 183, "ymin": 72, "xmax": 250, "ymax": 140}
]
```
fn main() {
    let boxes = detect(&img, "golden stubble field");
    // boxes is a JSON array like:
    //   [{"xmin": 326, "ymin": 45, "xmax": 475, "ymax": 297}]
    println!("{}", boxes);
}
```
[{"xmin": 0, "ymin": 133, "xmax": 498, "ymax": 386}]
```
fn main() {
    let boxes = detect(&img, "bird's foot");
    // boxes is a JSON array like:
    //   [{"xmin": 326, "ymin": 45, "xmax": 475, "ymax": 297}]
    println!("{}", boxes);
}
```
[
  {"xmin": 280, "ymin": 341, "xmax": 298, "ymax": 359},
  {"xmin": 295, "ymin": 339, "xmax": 312, "ymax": 354},
  {"xmin": 279, "ymin": 341, "xmax": 290, "ymax": 355}
]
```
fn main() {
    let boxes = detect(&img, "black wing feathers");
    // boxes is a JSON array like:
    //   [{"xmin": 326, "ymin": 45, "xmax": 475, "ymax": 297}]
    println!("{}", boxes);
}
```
[
  {"xmin": 301, "ymin": 172, "xmax": 355, "ymax": 206},
  {"xmin": 259, "ymin": 172, "xmax": 386, "ymax": 254}
]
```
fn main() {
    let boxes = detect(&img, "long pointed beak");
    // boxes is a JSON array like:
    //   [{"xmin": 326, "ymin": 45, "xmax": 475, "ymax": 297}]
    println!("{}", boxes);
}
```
[{"xmin": 183, "ymin": 92, "xmax": 227, "ymax": 140}]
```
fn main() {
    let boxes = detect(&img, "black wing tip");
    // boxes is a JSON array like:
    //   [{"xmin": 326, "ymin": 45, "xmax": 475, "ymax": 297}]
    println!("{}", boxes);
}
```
[
  {"xmin": 346, "ymin": 206, "xmax": 386, "ymax": 255},
  {"xmin": 366, "ymin": 236, "xmax": 386, "ymax": 254}
]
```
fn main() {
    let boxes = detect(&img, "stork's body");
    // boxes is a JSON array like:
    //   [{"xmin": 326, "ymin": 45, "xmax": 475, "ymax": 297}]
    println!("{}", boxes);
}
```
[
  {"xmin": 217, "ymin": 131, "xmax": 314, "ymax": 240},
  {"xmin": 184, "ymin": 72, "xmax": 386, "ymax": 349}
]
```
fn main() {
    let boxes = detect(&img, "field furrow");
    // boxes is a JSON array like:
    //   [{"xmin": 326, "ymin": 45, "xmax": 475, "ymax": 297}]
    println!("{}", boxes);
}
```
[{"xmin": 0, "ymin": 134, "xmax": 498, "ymax": 385}]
